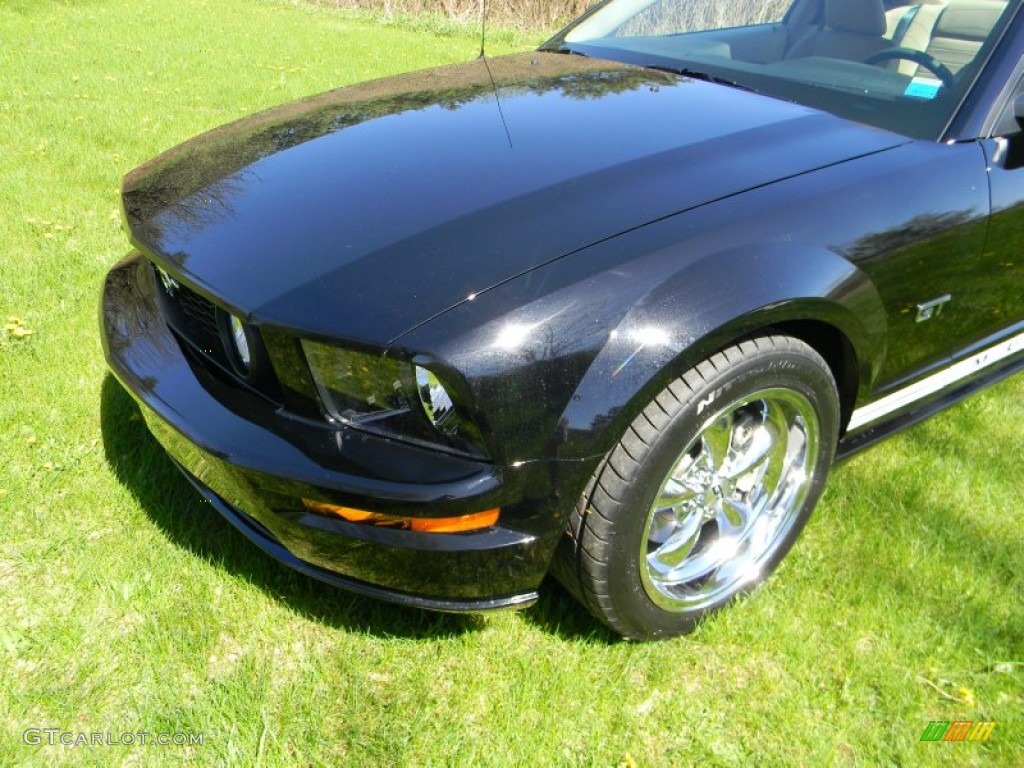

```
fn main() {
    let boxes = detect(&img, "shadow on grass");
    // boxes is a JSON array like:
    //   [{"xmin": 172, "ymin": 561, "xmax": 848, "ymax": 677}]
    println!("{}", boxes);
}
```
[
  {"xmin": 99, "ymin": 374, "xmax": 485, "ymax": 640},
  {"xmin": 520, "ymin": 578, "xmax": 618, "ymax": 644}
]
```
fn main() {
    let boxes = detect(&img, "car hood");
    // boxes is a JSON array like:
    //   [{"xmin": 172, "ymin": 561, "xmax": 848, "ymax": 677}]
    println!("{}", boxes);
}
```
[{"xmin": 123, "ymin": 52, "xmax": 905, "ymax": 345}]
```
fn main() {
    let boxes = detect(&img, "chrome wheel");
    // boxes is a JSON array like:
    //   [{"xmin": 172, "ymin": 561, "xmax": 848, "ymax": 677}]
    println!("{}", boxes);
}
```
[
  {"xmin": 553, "ymin": 334, "xmax": 838, "ymax": 639},
  {"xmin": 639, "ymin": 387, "xmax": 821, "ymax": 612}
]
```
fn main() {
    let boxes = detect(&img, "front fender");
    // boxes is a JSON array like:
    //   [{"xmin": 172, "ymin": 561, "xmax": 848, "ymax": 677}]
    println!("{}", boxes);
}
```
[
  {"xmin": 558, "ymin": 243, "xmax": 886, "ymax": 460},
  {"xmin": 398, "ymin": 218, "xmax": 886, "ymax": 467}
]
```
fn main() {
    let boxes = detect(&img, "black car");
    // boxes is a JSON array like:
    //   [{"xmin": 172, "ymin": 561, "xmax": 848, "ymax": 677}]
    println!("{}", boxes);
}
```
[{"xmin": 102, "ymin": 0, "xmax": 1024, "ymax": 639}]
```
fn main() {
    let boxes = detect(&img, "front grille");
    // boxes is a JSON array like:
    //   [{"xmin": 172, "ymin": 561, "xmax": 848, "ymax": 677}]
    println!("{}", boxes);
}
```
[
  {"xmin": 150, "ymin": 262, "xmax": 282, "ymax": 403},
  {"xmin": 152, "ymin": 262, "xmax": 228, "ymax": 367},
  {"xmin": 177, "ymin": 284, "xmax": 220, "ymax": 342}
]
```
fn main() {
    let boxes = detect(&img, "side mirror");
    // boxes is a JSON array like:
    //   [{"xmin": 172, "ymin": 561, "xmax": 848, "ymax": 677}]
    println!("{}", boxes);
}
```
[{"xmin": 995, "ymin": 93, "xmax": 1024, "ymax": 171}]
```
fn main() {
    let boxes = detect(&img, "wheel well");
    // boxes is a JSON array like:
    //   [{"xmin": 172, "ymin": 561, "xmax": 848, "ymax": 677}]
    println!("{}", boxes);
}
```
[
  {"xmin": 571, "ymin": 318, "xmax": 862, "ymax": 465},
  {"xmin": 761, "ymin": 320, "xmax": 858, "ymax": 434}
]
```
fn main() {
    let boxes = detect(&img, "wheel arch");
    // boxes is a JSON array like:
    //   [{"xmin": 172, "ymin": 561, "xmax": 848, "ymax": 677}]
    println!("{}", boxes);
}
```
[
  {"xmin": 769, "ymin": 318, "xmax": 859, "ymax": 436},
  {"xmin": 556, "ymin": 246, "xmax": 886, "ymax": 464}
]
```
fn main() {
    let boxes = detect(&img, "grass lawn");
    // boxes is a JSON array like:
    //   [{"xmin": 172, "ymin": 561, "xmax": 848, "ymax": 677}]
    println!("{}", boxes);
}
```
[{"xmin": 1, "ymin": 0, "xmax": 1021, "ymax": 765}]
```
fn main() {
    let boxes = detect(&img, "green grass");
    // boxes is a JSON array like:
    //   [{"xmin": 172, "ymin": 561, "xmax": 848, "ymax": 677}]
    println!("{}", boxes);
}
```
[{"xmin": 1, "ymin": 0, "xmax": 1021, "ymax": 765}]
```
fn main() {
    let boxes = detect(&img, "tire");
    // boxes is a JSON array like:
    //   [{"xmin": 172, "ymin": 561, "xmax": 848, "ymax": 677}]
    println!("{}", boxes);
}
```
[{"xmin": 553, "ymin": 335, "xmax": 839, "ymax": 640}]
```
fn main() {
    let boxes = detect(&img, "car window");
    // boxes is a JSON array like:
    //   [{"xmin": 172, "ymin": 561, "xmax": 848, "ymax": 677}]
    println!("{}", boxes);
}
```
[
  {"xmin": 544, "ymin": 0, "xmax": 1018, "ymax": 140},
  {"xmin": 610, "ymin": 0, "xmax": 793, "ymax": 36}
]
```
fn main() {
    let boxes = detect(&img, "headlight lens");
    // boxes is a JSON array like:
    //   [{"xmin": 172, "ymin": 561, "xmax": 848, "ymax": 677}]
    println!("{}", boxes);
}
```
[
  {"xmin": 301, "ymin": 340, "xmax": 487, "ymax": 458},
  {"xmin": 301, "ymin": 341, "xmax": 406, "ymax": 419},
  {"xmin": 415, "ymin": 365, "xmax": 456, "ymax": 432}
]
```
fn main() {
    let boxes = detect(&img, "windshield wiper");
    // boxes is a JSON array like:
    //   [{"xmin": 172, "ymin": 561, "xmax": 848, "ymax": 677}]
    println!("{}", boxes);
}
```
[
  {"xmin": 543, "ymin": 43, "xmax": 756, "ymax": 94},
  {"xmin": 545, "ymin": 42, "xmax": 589, "ymax": 57},
  {"xmin": 649, "ymin": 64, "xmax": 759, "ymax": 95}
]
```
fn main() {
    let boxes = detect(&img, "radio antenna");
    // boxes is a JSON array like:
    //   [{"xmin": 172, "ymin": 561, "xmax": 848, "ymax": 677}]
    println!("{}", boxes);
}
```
[
  {"xmin": 478, "ymin": 0, "xmax": 511, "ymax": 149},
  {"xmin": 479, "ymin": 0, "xmax": 487, "ymax": 58}
]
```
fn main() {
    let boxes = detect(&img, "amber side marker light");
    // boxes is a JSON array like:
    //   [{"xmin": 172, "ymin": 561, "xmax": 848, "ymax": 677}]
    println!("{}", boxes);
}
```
[{"xmin": 302, "ymin": 499, "xmax": 500, "ymax": 533}]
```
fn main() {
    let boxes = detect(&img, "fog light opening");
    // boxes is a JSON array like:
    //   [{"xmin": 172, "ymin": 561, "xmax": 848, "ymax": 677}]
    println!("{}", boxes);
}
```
[{"xmin": 224, "ymin": 313, "xmax": 252, "ymax": 375}]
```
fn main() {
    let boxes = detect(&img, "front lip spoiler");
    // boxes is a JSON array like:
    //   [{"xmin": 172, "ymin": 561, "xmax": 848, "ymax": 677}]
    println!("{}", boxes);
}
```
[{"xmin": 177, "ymin": 462, "xmax": 539, "ymax": 613}]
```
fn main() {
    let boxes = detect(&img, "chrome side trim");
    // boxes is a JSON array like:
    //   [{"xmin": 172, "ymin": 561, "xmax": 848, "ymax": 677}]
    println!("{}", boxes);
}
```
[{"xmin": 848, "ymin": 330, "xmax": 1024, "ymax": 431}]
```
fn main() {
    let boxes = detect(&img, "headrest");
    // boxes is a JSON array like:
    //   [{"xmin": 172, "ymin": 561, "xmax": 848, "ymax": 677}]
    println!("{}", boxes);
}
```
[
  {"xmin": 827, "ymin": 0, "xmax": 887, "ymax": 35},
  {"xmin": 933, "ymin": 0, "xmax": 1007, "ymax": 41}
]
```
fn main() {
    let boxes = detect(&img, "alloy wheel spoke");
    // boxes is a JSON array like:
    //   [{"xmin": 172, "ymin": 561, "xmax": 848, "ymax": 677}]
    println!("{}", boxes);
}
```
[
  {"xmin": 652, "ymin": 477, "xmax": 699, "ymax": 512},
  {"xmin": 721, "ymin": 423, "xmax": 774, "ymax": 482},
  {"xmin": 700, "ymin": 412, "xmax": 735, "ymax": 471},
  {"xmin": 756, "ymin": 404, "xmax": 795, "ymax": 502},
  {"xmin": 647, "ymin": 510, "xmax": 706, "ymax": 572},
  {"xmin": 756, "ymin": 451, "xmax": 785, "ymax": 507},
  {"xmin": 716, "ymin": 497, "xmax": 754, "ymax": 538},
  {"xmin": 678, "ymin": 448, "xmax": 714, "ymax": 484},
  {"xmin": 653, "ymin": 539, "xmax": 730, "ymax": 585}
]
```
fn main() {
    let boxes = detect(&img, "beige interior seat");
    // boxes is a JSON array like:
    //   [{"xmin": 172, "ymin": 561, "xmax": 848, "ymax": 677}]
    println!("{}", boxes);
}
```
[
  {"xmin": 786, "ymin": 0, "xmax": 893, "ymax": 62},
  {"xmin": 881, "ymin": 0, "xmax": 1005, "ymax": 78},
  {"xmin": 925, "ymin": 0, "xmax": 1007, "ymax": 74},
  {"xmin": 884, "ymin": 2, "xmax": 949, "ymax": 75}
]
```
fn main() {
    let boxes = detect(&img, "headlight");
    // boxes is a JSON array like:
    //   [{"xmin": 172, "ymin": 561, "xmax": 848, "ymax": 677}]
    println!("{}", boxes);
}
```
[
  {"xmin": 301, "ymin": 341, "xmax": 406, "ymax": 419},
  {"xmin": 301, "ymin": 340, "xmax": 487, "ymax": 458},
  {"xmin": 415, "ymin": 365, "xmax": 456, "ymax": 432}
]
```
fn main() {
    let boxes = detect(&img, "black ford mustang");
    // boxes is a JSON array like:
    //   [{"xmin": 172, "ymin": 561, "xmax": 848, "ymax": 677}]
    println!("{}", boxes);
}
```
[{"xmin": 102, "ymin": 0, "xmax": 1024, "ymax": 639}]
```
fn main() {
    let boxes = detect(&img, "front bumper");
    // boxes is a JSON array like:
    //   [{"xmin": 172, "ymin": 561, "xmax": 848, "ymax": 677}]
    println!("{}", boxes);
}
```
[{"xmin": 100, "ymin": 254, "xmax": 560, "ymax": 610}]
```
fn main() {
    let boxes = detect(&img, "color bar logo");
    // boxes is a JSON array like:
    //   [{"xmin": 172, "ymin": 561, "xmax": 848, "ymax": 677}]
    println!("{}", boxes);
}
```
[{"xmin": 920, "ymin": 721, "xmax": 996, "ymax": 742}]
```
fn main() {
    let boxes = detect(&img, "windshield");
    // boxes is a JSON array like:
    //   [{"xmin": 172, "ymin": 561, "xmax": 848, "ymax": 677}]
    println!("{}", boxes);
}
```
[{"xmin": 543, "ymin": 0, "xmax": 1016, "ymax": 139}]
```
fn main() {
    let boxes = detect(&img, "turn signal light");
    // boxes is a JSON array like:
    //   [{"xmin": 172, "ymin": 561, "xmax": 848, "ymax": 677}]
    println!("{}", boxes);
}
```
[{"xmin": 302, "ymin": 499, "xmax": 500, "ymax": 533}]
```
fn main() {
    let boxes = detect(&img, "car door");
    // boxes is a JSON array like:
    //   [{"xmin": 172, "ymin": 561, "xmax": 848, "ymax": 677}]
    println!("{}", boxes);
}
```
[
  {"xmin": 976, "ymin": 74, "xmax": 1024, "ymax": 357},
  {"xmin": 850, "ymin": 13, "xmax": 1024, "ymax": 395},
  {"xmin": 844, "ymin": 140, "xmax": 992, "ymax": 390}
]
